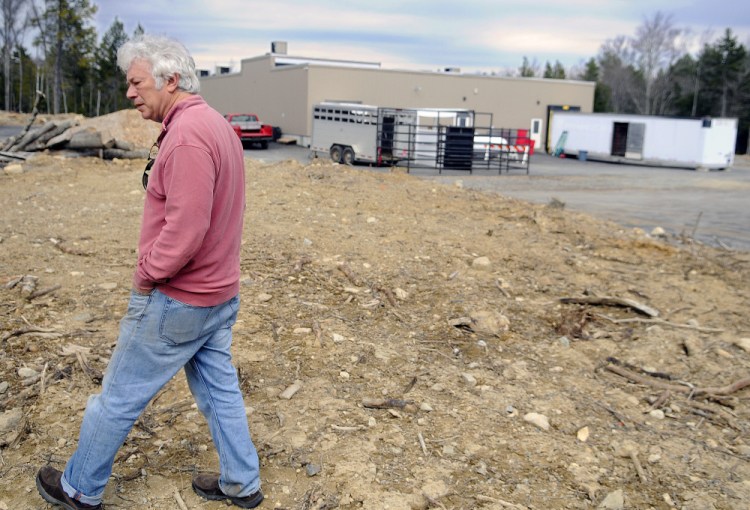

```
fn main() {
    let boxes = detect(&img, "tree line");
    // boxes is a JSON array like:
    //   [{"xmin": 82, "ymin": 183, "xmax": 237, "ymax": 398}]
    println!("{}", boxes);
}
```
[
  {"xmin": 0, "ymin": 0, "xmax": 135, "ymax": 118},
  {"xmin": 520, "ymin": 12, "xmax": 750, "ymax": 152},
  {"xmin": 1, "ymin": 6, "xmax": 749, "ymax": 151}
]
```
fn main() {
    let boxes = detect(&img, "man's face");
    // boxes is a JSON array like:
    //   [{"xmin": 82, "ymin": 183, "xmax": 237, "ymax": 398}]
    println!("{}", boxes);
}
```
[{"xmin": 125, "ymin": 59, "xmax": 175, "ymax": 123}]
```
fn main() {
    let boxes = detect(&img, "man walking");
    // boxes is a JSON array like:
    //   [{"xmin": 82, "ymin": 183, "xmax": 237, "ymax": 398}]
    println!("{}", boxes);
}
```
[{"xmin": 36, "ymin": 34, "xmax": 263, "ymax": 509}]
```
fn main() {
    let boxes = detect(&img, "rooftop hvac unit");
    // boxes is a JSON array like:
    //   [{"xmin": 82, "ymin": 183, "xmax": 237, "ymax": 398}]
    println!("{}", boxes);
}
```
[{"xmin": 271, "ymin": 41, "xmax": 288, "ymax": 54}]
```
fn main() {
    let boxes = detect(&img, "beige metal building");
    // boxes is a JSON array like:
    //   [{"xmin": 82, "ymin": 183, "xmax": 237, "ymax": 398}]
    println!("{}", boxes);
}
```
[{"xmin": 199, "ymin": 43, "xmax": 595, "ymax": 151}]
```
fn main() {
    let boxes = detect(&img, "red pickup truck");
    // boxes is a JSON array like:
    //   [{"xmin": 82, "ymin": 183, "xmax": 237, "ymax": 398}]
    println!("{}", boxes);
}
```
[{"xmin": 225, "ymin": 113, "xmax": 273, "ymax": 149}]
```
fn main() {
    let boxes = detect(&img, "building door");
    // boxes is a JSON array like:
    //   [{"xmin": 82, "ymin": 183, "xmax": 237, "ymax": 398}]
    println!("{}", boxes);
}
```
[
  {"xmin": 530, "ymin": 118, "xmax": 542, "ymax": 152},
  {"xmin": 545, "ymin": 105, "xmax": 581, "ymax": 152}
]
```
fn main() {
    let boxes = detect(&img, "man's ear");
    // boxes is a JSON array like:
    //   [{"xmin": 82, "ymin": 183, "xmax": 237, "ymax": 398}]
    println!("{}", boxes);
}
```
[{"xmin": 166, "ymin": 73, "xmax": 181, "ymax": 92}]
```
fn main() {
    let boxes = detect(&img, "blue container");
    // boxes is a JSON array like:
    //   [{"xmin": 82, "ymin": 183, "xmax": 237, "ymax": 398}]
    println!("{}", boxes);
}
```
[{"xmin": 578, "ymin": 150, "xmax": 588, "ymax": 162}]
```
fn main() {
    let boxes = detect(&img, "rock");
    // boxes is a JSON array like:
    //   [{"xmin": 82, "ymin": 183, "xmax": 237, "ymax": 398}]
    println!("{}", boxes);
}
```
[
  {"xmin": 293, "ymin": 327, "xmax": 312, "ymax": 335},
  {"xmin": 577, "ymin": 426, "xmax": 590, "ymax": 442},
  {"xmin": 17, "ymin": 367, "xmax": 38, "ymax": 379},
  {"xmin": 0, "ymin": 408, "xmax": 23, "ymax": 435},
  {"xmin": 460, "ymin": 372, "xmax": 477, "ymax": 387},
  {"xmin": 598, "ymin": 489, "xmax": 624, "ymax": 509},
  {"xmin": 256, "ymin": 293, "xmax": 273, "ymax": 302},
  {"xmin": 649, "ymin": 409, "xmax": 665, "ymax": 420},
  {"xmin": 421, "ymin": 479, "xmax": 450, "ymax": 501},
  {"xmin": 469, "ymin": 310, "xmax": 509, "ymax": 335},
  {"xmin": 420, "ymin": 402, "xmax": 433, "ymax": 412},
  {"xmin": 0, "ymin": 381, "xmax": 8, "ymax": 395},
  {"xmin": 732, "ymin": 338, "xmax": 750, "ymax": 353},
  {"xmin": 279, "ymin": 380, "xmax": 302, "ymax": 400},
  {"xmin": 650, "ymin": 226, "xmax": 666, "ymax": 238},
  {"xmin": 99, "ymin": 282, "xmax": 118, "ymax": 290},
  {"xmin": 366, "ymin": 216, "xmax": 377, "ymax": 224},
  {"xmin": 471, "ymin": 256, "xmax": 491, "ymax": 269},
  {"xmin": 523, "ymin": 412, "xmax": 550, "ymax": 431},
  {"xmin": 72, "ymin": 312, "xmax": 96, "ymax": 323},
  {"xmin": 3, "ymin": 163, "xmax": 23, "ymax": 174},
  {"xmin": 332, "ymin": 333, "xmax": 345, "ymax": 343},
  {"xmin": 305, "ymin": 463, "xmax": 321, "ymax": 476},
  {"xmin": 394, "ymin": 287, "xmax": 409, "ymax": 300}
]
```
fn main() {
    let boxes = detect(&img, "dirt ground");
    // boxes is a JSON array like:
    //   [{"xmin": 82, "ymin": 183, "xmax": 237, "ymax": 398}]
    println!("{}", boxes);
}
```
[{"xmin": 1, "ymin": 111, "xmax": 750, "ymax": 510}]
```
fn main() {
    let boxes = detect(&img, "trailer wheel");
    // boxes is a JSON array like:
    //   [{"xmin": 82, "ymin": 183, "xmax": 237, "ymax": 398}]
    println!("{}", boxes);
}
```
[
  {"xmin": 342, "ymin": 147, "xmax": 355, "ymax": 166},
  {"xmin": 329, "ymin": 145, "xmax": 343, "ymax": 163}
]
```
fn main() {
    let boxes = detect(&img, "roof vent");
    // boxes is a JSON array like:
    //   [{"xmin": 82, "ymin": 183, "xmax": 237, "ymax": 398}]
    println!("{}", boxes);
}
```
[{"xmin": 271, "ymin": 41, "xmax": 288, "ymax": 54}]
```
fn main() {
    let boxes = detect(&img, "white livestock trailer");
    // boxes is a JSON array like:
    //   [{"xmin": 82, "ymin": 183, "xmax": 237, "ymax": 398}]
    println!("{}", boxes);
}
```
[{"xmin": 310, "ymin": 103, "xmax": 417, "ymax": 165}]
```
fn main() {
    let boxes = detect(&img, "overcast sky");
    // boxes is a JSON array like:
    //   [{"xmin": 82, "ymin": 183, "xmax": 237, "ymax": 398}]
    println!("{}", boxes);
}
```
[{"xmin": 93, "ymin": 0, "xmax": 750, "ymax": 75}]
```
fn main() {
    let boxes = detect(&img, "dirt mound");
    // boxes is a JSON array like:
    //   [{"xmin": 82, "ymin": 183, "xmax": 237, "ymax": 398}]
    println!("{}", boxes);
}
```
[{"xmin": 1, "ymin": 156, "xmax": 749, "ymax": 509}]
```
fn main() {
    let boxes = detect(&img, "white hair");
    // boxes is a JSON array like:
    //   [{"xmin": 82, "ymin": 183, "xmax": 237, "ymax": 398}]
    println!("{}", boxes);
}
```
[{"xmin": 117, "ymin": 34, "xmax": 200, "ymax": 93}]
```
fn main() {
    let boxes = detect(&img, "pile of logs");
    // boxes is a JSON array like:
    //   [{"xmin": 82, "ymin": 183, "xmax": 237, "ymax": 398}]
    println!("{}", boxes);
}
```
[{"xmin": 1, "ymin": 105, "xmax": 148, "ymax": 166}]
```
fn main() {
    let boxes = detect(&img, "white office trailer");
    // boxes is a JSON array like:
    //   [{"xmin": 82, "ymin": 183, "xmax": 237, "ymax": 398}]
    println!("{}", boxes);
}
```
[{"xmin": 549, "ymin": 112, "xmax": 738, "ymax": 170}]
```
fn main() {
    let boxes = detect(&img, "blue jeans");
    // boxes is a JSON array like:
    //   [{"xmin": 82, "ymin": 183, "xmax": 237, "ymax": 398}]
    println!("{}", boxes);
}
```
[{"xmin": 60, "ymin": 290, "xmax": 261, "ymax": 505}]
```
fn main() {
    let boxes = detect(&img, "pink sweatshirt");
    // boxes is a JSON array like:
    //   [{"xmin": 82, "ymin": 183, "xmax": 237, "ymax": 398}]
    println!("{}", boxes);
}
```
[{"xmin": 133, "ymin": 95, "xmax": 245, "ymax": 307}]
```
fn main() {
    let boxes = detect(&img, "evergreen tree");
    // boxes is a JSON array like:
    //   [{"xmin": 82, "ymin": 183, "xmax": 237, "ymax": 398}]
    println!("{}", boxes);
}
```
[
  {"xmin": 580, "ymin": 57, "xmax": 611, "ymax": 112},
  {"xmin": 32, "ymin": 0, "xmax": 97, "ymax": 114},
  {"xmin": 519, "ymin": 56, "xmax": 537, "ymax": 77},
  {"xmin": 95, "ymin": 17, "xmax": 128, "ymax": 115},
  {"xmin": 698, "ymin": 29, "xmax": 747, "ymax": 118}
]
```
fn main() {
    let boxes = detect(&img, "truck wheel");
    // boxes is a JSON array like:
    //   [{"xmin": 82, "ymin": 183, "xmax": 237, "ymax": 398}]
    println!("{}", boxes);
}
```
[
  {"xmin": 260, "ymin": 141, "xmax": 268, "ymax": 149},
  {"xmin": 330, "ymin": 145, "xmax": 343, "ymax": 163},
  {"xmin": 342, "ymin": 147, "xmax": 355, "ymax": 166}
]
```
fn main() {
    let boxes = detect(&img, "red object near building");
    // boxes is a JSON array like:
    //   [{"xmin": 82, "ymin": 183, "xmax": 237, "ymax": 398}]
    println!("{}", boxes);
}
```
[
  {"xmin": 515, "ymin": 128, "xmax": 535, "ymax": 155},
  {"xmin": 225, "ymin": 113, "xmax": 273, "ymax": 149}
]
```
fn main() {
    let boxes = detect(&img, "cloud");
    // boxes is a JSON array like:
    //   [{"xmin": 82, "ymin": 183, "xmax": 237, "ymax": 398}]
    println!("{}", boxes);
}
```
[{"xmin": 93, "ymin": 0, "xmax": 750, "ymax": 74}]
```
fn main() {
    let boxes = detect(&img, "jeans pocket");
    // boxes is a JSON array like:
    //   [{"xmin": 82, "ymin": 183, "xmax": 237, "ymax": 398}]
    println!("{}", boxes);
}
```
[
  {"xmin": 224, "ymin": 295, "xmax": 240, "ymax": 328},
  {"xmin": 159, "ymin": 296, "xmax": 212, "ymax": 345},
  {"xmin": 125, "ymin": 291, "xmax": 152, "ymax": 320}
]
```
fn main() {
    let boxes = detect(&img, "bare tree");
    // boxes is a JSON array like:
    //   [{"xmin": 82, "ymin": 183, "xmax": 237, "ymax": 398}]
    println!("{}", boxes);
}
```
[
  {"xmin": 630, "ymin": 12, "xmax": 683, "ymax": 114},
  {"xmin": 1, "ymin": 0, "xmax": 28, "ymax": 109},
  {"xmin": 597, "ymin": 12, "xmax": 687, "ymax": 115},
  {"xmin": 598, "ymin": 36, "xmax": 638, "ymax": 113}
]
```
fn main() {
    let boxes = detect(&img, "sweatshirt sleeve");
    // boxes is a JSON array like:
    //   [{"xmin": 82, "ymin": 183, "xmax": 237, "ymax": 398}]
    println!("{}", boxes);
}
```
[{"xmin": 134, "ymin": 145, "xmax": 216, "ymax": 289}]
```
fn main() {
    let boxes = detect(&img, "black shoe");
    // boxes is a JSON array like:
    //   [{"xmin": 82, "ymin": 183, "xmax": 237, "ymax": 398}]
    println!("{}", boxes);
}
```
[
  {"xmin": 192, "ymin": 473, "xmax": 264, "ymax": 508},
  {"xmin": 36, "ymin": 466, "xmax": 103, "ymax": 510}
]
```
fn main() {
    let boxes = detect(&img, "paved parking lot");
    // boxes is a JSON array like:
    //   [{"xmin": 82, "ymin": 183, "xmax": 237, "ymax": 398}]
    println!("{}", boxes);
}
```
[{"xmin": 248, "ymin": 143, "xmax": 750, "ymax": 251}]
